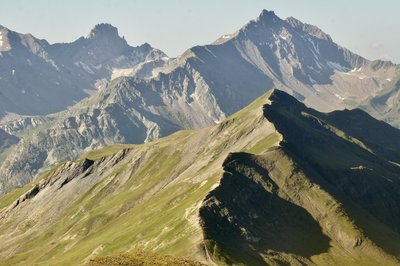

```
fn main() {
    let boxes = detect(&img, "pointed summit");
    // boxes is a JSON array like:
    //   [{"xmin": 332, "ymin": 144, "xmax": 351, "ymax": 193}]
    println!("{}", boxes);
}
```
[
  {"xmin": 239, "ymin": 9, "xmax": 281, "ymax": 36},
  {"xmin": 82, "ymin": 23, "xmax": 128, "ymax": 57},
  {"xmin": 259, "ymin": 9, "xmax": 277, "ymax": 18},
  {"xmin": 256, "ymin": 9, "xmax": 280, "ymax": 24},
  {"xmin": 87, "ymin": 23, "xmax": 121, "ymax": 40}
]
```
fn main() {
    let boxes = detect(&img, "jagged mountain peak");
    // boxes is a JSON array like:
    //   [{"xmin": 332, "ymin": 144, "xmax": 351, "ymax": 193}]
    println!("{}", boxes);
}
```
[
  {"xmin": 240, "ymin": 9, "xmax": 332, "ymax": 42},
  {"xmin": 86, "ymin": 23, "xmax": 121, "ymax": 40},
  {"xmin": 257, "ymin": 9, "xmax": 280, "ymax": 23},
  {"xmin": 0, "ymin": 21, "xmax": 170, "ymax": 123},
  {"xmin": 139, "ymin": 42, "xmax": 152, "ymax": 50},
  {"xmin": 243, "ymin": 9, "xmax": 282, "ymax": 31},
  {"xmin": 286, "ymin": 16, "xmax": 332, "ymax": 41}
]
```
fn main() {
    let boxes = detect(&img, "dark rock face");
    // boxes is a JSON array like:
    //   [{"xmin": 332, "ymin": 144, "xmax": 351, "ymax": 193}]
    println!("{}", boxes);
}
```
[
  {"xmin": 263, "ymin": 90, "xmax": 400, "ymax": 251},
  {"xmin": 199, "ymin": 90, "xmax": 400, "ymax": 264},
  {"xmin": 264, "ymin": 91, "xmax": 400, "ymax": 231},
  {"xmin": 200, "ymin": 152, "xmax": 330, "ymax": 265},
  {"xmin": 87, "ymin": 23, "xmax": 120, "ymax": 40}
]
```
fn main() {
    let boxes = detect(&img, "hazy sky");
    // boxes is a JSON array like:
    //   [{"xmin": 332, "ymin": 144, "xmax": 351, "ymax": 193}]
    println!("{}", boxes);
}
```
[{"xmin": 1, "ymin": 0, "xmax": 399, "ymax": 62}]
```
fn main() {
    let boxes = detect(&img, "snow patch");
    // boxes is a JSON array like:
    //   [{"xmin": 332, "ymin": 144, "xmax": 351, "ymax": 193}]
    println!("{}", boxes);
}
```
[
  {"xmin": 307, "ymin": 65, "xmax": 318, "ymax": 72},
  {"xmin": 350, "ymin": 67, "xmax": 363, "ymax": 72},
  {"xmin": 327, "ymin": 61, "xmax": 349, "ymax": 72},
  {"xmin": 334, "ymin": 93, "xmax": 345, "ymax": 100},
  {"xmin": 111, "ymin": 68, "xmax": 134, "ymax": 80},
  {"xmin": 11, "ymin": 69, "xmax": 15, "ymax": 76},
  {"xmin": 308, "ymin": 75, "xmax": 317, "ymax": 83},
  {"xmin": 222, "ymin": 34, "xmax": 231, "ymax": 39},
  {"xmin": 386, "ymin": 78, "xmax": 392, "ymax": 82},
  {"xmin": 93, "ymin": 64, "xmax": 103, "ymax": 70},
  {"xmin": 199, "ymin": 180, "xmax": 207, "ymax": 187},
  {"xmin": 114, "ymin": 55, "xmax": 126, "ymax": 63},
  {"xmin": 306, "ymin": 37, "xmax": 320, "ymax": 54},
  {"xmin": 83, "ymin": 88, "xmax": 97, "ymax": 95},
  {"xmin": 213, "ymin": 118, "xmax": 222, "ymax": 124},
  {"xmin": 75, "ymin": 61, "xmax": 95, "ymax": 74},
  {"xmin": 342, "ymin": 71, "xmax": 366, "ymax": 80},
  {"xmin": 313, "ymin": 59, "xmax": 324, "ymax": 70}
]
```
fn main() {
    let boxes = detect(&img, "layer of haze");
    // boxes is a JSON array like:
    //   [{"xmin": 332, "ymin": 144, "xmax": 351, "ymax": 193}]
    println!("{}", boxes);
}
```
[{"xmin": 2, "ymin": 0, "xmax": 399, "ymax": 63}]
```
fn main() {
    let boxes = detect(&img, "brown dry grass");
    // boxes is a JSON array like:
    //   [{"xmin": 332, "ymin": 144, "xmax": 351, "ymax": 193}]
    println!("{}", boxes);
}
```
[{"xmin": 86, "ymin": 251, "xmax": 207, "ymax": 266}]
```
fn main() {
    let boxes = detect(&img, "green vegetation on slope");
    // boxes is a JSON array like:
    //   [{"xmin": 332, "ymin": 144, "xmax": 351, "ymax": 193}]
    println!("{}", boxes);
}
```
[
  {"xmin": 0, "ymin": 93, "xmax": 279, "ymax": 265},
  {"xmin": 1, "ymin": 90, "xmax": 400, "ymax": 266}
]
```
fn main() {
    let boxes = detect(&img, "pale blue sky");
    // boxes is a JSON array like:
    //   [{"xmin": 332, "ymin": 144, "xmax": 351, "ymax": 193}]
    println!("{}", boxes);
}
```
[{"xmin": 1, "ymin": 0, "xmax": 399, "ymax": 62}]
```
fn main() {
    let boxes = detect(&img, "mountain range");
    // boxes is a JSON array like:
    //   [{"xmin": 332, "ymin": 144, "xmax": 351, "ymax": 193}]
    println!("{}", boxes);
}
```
[
  {"xmin": 0, "ymin": 23, "xmax": 168, "ymax": 121},
  {"xmin": 0, "ymin": 10, "xmax": 399, "ymax": 202},
  {"xmin": 1, "ymin": 90, "xmax": 399, "ymax": 265},
  {"xmin": 0, "ymin": 10, "xmax": 400, "ymax": 194}
]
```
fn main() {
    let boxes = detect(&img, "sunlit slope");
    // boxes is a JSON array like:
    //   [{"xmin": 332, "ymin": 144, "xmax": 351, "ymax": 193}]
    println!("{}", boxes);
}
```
[{"xmin": 0, "ymin": 92, "xmax": 279, "ymax": 265}]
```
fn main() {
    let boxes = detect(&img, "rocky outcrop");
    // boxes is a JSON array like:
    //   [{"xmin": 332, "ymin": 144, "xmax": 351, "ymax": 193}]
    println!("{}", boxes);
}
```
[{"xmin": 0, "ymin": 129, "xmax": 19, "ymax": 150}]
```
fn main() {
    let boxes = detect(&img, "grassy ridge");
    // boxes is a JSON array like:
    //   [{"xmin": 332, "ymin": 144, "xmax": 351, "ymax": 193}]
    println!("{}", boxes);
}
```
[{"xmin": 0, "ymin": 93, "xmax": 278, "ymax": 265}]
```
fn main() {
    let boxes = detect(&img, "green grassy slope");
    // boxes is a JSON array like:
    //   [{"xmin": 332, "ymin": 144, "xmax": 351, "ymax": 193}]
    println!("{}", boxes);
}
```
[
  {"xmin": 0, "ymin": 93, "xmax": 279, "ymax": 265},
  {"xmin": 1, "ymin": 90, "xmax": 400, "ymax": 265}
]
